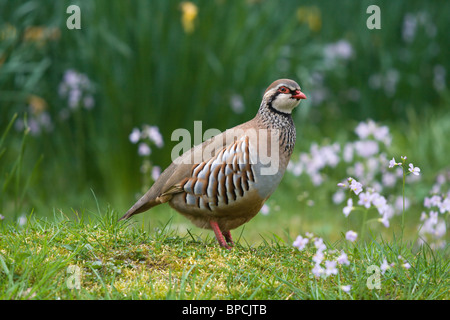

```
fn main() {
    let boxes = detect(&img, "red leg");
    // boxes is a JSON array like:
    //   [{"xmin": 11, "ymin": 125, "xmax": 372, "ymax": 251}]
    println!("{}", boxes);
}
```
[
  {"xmin": 209, "ymin": 221, "xmax": 231, "ymax": 250},
  {"xmin": 222, "ymin": 230, "xmax": 234, "ymax": 246}
]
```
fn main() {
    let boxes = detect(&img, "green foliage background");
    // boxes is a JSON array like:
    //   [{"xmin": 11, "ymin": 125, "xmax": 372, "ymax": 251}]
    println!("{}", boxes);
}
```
[{"xmin": 0, "ymin": 0, "xmax": 449, "ymax": 243}]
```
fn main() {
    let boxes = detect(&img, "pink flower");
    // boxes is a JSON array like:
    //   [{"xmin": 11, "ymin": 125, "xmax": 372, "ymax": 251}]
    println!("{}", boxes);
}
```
[
  {"xmin": 314, "ymin": 237, "xmax": 327, "ymax": 251},
  {"xmin": 345, "ymin": 230, "xmax": 358, "ymax": 242},
  {"xmin": 337, "ymin": 252, "xmax": 350, "ymax": 265},
  {"xmin": 333, "ymin": 190, "xmax": 345, "ymax": 204},
  {"xmin": 408, "ymin": 163, "xmax": 420, "ymax": 176},
  {"xmin": 379, "ymin": 214, "xmax": 390, "ymax": 228},
  {"xmin": 389, "ymin": 157, "xmax": 399, "ymax": 168},
  {"xmin": 358, "ymin": 192, "xmax": 373, "ymax": 209},
  {"xmin": 312, "ymin": 251, "xmax": 324, "ymax": 265},
  {"xmin": 260, "ymin": 204, "xmax": 270, "ymax": 215},
  {"xmin": 424, "ymin": 195, "xmax": 441, "ymax": 208},
  {"xmin": 343, "ymin": 198, "xmax": 354, "ymax": 217},
  {"xmin": 338, "ymin": 177, "xmax": 363, "ymax": 195},
  {"xmin": 324, "ymin": 40, "xmax": 353, "ymax": 61},
  {"xmin": 144, "ymin": 125, "xmax": 164, "ymax": 148},
  {"xmin": 341, "ymin": 285, "xmax": 352, "ymax": 293},
  {"xmin": 372, "ymin": 193, "xmax": 387, "ymax": 209},
  {"xmin": 325, "ymin": 260, "xmax": 338, "ymax": 276},
  {"xmin": 354, "ymin": 140, "xmax": 379, "ymax": 158},
  {"xmin": 380, "ymin": 258, "xmax": 390, "ymax": 275},
  {"xmin": 382, "ymin": 172, "xmax": 397, "ymax": 187},
  {"xmin": 373, "ymin": 125, "xmax": 391, "ymax": 145},
  {"xmin": 129, "ymin": 128, "xmax": 141, "ymax": 144},
  {"xmin": 349, "ymin": 179, "xmax": 363, "ymax": 195},
  {"xmin": 343, "ymin": 143, "xmax": 354, "ymax": 162},
  {"xmin": 311, "ymin": 265, "xmax": 324, "ymax": 278},
  {"xmin": 293, "ymin": 235, "xmax": 309, "ymax": 251},
  {"xmin": 138, "ymin": 143, "xmax": 151, "ymax": 156},
  {"xmin": 355, "ymin": 121, "xmax": 372, "ymax": 139},
  {"xmin": 438, "ymin": 197, "xmax": 450, "ymax": 213}
]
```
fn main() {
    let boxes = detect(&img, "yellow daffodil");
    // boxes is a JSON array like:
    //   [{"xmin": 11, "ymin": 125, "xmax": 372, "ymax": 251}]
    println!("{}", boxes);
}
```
[
  {"xmin": 23, "ymin": 26, "xmax": 60, "ymax": 47},
  {"xmin": 180, "ymin": 2, "xmax": 198, "ymax": 34},
  {"xmin": 296, "ymin": 6, "xmax": 321, "ymax": 32},
  {"xmin": 28, "ymin": 95, "xmax": 48, "ymax": 114}
]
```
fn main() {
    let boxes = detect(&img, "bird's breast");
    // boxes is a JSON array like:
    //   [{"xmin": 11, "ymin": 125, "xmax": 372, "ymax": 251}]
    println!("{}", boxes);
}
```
[{"xmin": 171, "ymin": 132, "xmax": 290, "ymax": 215}]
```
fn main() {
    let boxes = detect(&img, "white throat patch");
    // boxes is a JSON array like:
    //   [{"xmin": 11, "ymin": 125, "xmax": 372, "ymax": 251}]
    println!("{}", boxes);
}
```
[{"xmin": 271, "ymin": 91, "xmax": 301, "ymax": 114}]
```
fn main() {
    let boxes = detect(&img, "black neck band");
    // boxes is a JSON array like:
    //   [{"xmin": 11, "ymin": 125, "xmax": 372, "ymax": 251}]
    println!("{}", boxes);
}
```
[{"xmin": 268, "ymin": 104, "xmax": 292, "ymax": 118}]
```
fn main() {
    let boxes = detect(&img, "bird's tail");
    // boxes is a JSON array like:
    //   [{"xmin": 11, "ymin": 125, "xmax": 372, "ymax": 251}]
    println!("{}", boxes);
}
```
[{"xmin": 118, "ymin": 197, "xmax": 160, "ymax": 221}]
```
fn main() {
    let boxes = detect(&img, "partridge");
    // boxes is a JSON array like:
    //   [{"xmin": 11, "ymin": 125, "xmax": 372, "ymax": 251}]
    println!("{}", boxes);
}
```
[{"xmin": 119, "ymin": 79, "xmax": 307, "ymax": 249}]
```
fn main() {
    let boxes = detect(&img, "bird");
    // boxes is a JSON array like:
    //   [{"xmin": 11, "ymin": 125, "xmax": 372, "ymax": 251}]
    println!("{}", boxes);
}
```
[{"xmin": 119, "ymin": 79, "xmax": 307, "ymax": 249}]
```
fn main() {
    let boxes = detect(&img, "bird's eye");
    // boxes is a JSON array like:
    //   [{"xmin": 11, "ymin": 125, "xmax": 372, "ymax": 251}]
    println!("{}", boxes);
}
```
[{"xmin": 278, "ymin": 86, "xmax": 289, "ymax": 93}]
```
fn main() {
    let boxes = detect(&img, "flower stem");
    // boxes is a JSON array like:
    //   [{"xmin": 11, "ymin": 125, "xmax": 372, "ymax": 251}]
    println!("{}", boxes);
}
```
[
  {"xmin": 401, "ymin": 164, "xmax": 406, "ymax": 241},
  {"xmin": 361, "ymin": 208, "xmax": 368, "ymax": 241}
]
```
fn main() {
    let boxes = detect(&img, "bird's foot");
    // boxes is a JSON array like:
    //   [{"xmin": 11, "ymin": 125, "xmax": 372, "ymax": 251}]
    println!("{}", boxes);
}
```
[
  {"xmin": 209, "ymin": 220, "xmax": 232, "ymax": 250},
  {"xmin": 222, "ymin": 230, "xmax": 234, "ymax": 247}
]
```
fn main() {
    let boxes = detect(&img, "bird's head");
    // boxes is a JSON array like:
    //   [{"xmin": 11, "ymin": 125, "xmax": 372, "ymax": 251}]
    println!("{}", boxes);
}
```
[{"xmin": 262, "ymin": 79, "xmax": 306, "ymax": 114}]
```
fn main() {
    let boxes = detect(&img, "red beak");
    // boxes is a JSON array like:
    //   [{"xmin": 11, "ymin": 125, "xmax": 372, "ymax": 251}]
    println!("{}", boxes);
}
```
[{"xmin": 292, "ymin": 90, "xmax": 307, "ymax": 100}]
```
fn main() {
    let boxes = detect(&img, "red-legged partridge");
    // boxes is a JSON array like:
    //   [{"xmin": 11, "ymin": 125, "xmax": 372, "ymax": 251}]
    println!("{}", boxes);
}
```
[{"xmin": 120, "ymin": 79, "xmax": 307, "ymax": 249}]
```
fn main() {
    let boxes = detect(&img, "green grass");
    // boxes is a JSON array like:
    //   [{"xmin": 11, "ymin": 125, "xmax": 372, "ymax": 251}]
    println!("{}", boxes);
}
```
[
  {"xmin": 0, "ymin": 0, "xmax": 449, "ymax": 301},
  {"xmin": 0, "ymin": 210, "xmax": 447, "ymax": 300}
]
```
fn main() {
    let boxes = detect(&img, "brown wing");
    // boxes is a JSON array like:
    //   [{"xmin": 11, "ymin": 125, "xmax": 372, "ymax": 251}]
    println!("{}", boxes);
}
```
[
  {"xmin": 177, "ymin": 135, "xmax": 255, "ymax": 211},
  {"xmin": 119, "ymin": 120, "xmax": 254, "ymax": 220}
]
